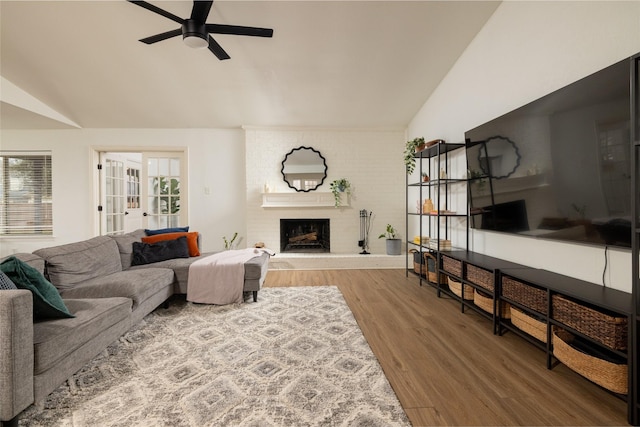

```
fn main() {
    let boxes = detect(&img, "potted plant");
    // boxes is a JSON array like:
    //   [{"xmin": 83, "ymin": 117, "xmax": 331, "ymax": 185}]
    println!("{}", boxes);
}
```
[
  {"xmin": 223, "ymin": 232, "xmax": 238, "ymax": 250},
  {"xmin": 378, "ymin": 224, "xmax": 402, "ymax": 255},
  {"xmin": 403, "ymin": 137, "xmax": 426, "ymax": 175},
  {"xmin": 329, "ymin": 178, "xmax": 351, "ymax": 207}
]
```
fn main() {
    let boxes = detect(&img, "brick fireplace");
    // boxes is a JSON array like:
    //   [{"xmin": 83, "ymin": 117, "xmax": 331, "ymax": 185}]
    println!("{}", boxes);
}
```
[{"xmin": 280, "ymin": 218, "xmax": 330, "ymax": 253}]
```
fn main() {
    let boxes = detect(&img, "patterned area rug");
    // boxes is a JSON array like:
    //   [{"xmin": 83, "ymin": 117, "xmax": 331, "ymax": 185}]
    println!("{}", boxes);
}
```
[{"xmin": 19, "ymin": 286, "xmax": 410, "ymax": 426}]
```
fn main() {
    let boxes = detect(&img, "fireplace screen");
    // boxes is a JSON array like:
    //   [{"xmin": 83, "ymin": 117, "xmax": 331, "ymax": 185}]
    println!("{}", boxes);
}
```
[{"xmin": 280, "ymin": 218, "xmax": 330, "ymax": 253}]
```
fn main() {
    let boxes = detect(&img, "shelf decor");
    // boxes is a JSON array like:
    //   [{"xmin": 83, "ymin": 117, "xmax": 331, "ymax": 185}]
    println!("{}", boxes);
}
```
[
  {"xmin": 403, "ymin": 137, "xmax": 425, "ymax": 175},
  {"xmin": 329, "ymin": 178, "xmax": 351, "ymax": 207}
]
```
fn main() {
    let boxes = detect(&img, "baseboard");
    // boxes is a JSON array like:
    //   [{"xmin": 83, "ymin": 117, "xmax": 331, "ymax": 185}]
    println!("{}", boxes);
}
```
[{"xmin": 268, "ymin": 253, "xmax": 406, "ymax": 270}]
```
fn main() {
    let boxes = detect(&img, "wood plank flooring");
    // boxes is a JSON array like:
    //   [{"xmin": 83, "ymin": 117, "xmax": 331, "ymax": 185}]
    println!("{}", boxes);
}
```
[{"xmin": 263, "ymin": 269, "xmax": 629, "ymax": 426}]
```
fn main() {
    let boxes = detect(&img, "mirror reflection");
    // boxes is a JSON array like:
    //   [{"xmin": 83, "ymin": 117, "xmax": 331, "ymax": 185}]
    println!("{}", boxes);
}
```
[
  {"xmin": 475, "ymin": 136, "xmax": 521, "ymax": 179},
  {"xmin": 281, "ymin": 146, "xmax": 327, "ymax": 192}
]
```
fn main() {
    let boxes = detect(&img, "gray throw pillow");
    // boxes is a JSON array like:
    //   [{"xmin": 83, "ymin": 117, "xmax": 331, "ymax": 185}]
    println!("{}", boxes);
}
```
[{"xmin": 0, "ymin": 271, "xmax": 17, "ymax": 290}]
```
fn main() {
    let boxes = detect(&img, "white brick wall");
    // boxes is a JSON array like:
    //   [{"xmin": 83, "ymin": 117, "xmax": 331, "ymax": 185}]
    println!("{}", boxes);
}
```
[{"xmin": 245, "ymin": 128, "xmax": 406, "ymax": 256}]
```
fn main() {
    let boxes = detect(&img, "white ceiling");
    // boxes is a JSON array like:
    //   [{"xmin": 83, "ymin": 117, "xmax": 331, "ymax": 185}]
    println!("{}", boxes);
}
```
[{"xmin": 0, "ymin": 1, "xmax": 500, "ymax": 130}]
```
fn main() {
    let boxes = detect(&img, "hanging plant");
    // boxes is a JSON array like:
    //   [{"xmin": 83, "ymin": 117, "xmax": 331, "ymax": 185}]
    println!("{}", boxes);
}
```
[
  {"xmin": 329, "ymin": 178, "xmax": 352, "ymax": 207},
  {"xmin": 403, "ymin": 137, "xmax": 425, "ymax": 175}
]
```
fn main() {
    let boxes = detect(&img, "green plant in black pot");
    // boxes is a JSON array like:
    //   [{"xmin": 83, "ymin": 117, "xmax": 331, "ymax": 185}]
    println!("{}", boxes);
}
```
[{"xmin": 404, "ymin": 137, "xmax": 425, "ymax": 175}]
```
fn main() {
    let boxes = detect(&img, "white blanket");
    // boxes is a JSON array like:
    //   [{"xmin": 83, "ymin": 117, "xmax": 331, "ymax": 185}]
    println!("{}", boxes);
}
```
[{"xmin": 187, "ymin": 248, "xmax": 265, "ymax": 305}]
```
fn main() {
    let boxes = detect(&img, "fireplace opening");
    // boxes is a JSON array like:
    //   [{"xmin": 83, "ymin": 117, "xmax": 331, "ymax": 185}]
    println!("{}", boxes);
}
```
[{"xmin": 280, "ymin": 218, "xmax": 330, "ymax": 253}]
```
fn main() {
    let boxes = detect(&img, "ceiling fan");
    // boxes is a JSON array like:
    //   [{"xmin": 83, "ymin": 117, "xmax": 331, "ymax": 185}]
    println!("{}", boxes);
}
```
[{"xmin": 128, "ymin": 0, "xmax": 273, "ymax": 60}]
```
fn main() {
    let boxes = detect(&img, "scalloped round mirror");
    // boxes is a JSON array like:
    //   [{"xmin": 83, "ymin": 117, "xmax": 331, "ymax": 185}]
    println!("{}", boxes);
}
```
[{"xmin": 281, "ymin": 146, "xmax": 327, "ymax": 192}]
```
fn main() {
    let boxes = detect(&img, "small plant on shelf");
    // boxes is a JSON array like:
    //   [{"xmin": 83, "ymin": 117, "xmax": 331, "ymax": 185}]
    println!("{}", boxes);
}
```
[
  {"xmin": 404, "ymin": 137, "xmax": 426, "ymax": 175},
  {"xmin": 329, "ymin": 178, "xmax": 351, "ymax": 207}
]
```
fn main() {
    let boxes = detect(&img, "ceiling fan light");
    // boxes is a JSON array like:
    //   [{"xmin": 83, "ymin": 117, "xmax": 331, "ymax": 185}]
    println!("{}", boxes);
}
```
[{"xmin": 183, "ymin": 34, "xmax": 208, "ymax": 49}]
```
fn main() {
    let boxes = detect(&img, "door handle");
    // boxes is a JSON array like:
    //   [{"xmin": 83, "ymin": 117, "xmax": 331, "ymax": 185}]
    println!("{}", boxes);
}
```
[
  {"xmin": 143, "ymin": 212, "xmax": 148, "ymax": 216},
  {"xmin": 124, "ymin": 211, "xmax": 129, "ymax": 215}
]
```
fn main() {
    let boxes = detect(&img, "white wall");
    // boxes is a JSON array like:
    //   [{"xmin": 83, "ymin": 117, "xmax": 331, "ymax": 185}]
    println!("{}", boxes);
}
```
[
  {"xmin": 0, "ymin": 128, "xmax": 246, "ymax": 255},
  {"xmin": 244, "ymin": 127, "xmax": 406, "ymax": 254},
  {"xmin": 408, "ymin": 1, "xmax": 640, "ymax": 292}
]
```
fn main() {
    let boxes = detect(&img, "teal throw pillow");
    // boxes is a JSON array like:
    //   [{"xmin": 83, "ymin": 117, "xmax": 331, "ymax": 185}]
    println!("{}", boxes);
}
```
[{"xmin": 0, "ymin": 256, "xmax": 74, "ymax": 320}]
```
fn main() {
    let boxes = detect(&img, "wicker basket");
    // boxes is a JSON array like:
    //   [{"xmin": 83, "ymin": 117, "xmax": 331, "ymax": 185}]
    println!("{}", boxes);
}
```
[
  {"xmin": 425, "ymin": 252, "xmax": 447, "ymax": 285},
  {"xmin": 502, "ymin": 276, "xmax": 547, "ymax": 314},
  {"xmin": 413, "ymin": 261, "xmax": 426, "ymax": 277},
  {"xmin": 465, "ymin": 264, "xmax": 494, "ymax": 292},
  {"xmin": 442, "ymin": 255, "xmax": 462, "ymax": 277},
  {"xmin": 553, "ymin": 328, "xmax": 628, "ymax": 394},
  {"xmin": 410, "ymin": 249, "xmax": 426, "ymax": 277},
  {"xmin": 448, "ymin": 276, "xmax": 474, "ymax": 300},
  {"xmin": 474, "ymin": 290, "xmax": 510, "ymax": 318},
  {"xmin": 552, "ymin": 294, "xmax": 627, "ymax": 351},
  {"xmin": 510, "ymin": 306, "xmax": 547, "ymax": 343}
]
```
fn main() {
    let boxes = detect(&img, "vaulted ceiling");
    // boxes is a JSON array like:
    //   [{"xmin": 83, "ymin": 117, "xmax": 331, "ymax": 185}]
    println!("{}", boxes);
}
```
[{"xmin": 0, "ymin": 1, "xmax": 500, "ymax": 129}]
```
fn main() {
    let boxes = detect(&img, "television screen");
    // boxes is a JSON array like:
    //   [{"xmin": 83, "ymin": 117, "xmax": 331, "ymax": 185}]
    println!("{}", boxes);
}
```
[{"xmin": 466, "ymin": 55, "xmax": 635, "ymax": 249}]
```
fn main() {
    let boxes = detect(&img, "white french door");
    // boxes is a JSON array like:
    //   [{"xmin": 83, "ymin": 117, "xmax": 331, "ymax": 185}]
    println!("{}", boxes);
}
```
[
  {"xmin": 98, "ymin": 151, "xmax": 187, "ymax": 235},
  {"xmin": 141, "ymin": 152, "xmax": 188, "ymax": 229},
  {"xmin": 99, "ymin": 153, "xmax": 127, "ymax": 235},
  {"xmin": 124, "ymin": 159, "xmax": 143, "ymax": 232}
]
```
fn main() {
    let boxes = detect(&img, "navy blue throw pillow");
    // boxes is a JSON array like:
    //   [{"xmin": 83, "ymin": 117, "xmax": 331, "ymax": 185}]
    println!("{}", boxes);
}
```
[
  {"xmin": 144, "ymin": 226, "xmax": 189, "ymax": 236},
  {"xmin": 131, "ymin": 236, "xmax": 190, "ymax": 266}
]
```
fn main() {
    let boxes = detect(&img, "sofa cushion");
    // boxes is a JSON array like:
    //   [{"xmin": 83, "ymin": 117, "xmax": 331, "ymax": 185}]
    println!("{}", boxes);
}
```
[
  {"xmin": 144, "ymin": 226, "xmax": 189, "ymax": 235},
  {"xmin": 131, "ymin": 236, "xmax": 190, "ymax": 266},
  {"xmin": 129, "ymin": 252, "xmax": 213, "ymax": 294},
  {"xmin": 141, "ymin": 232, "xmax": 200, "ymax": 257},
  {"xmin": 33, "ymin": 236, "xmax": 122, "ymax": 290},
  {"xmin": 32, "ymin": 297, "xmax": 131, "ymax": 375},
  {"xmin": 0, "ymin": 271, "xmax": 17, "ymax": 290},
  {"xmin": 110, "ymin": 229, "xmax": 147, "ymax": 270},
  {"xmin": 0, "ymin": 256, "xmax": 74, "ymax": 320},
  {"xmin": 58, "ymin": 268, "xmax": 174, "ymax": 310},
  {"xmin": 1, "ymin": 253, "xmax": 46, "ymax": 275}
]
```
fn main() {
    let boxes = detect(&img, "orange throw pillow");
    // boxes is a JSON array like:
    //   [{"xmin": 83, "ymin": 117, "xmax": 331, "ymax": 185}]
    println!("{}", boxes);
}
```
[{"xmin": 141, "ymin": 232, "xmax": 200, "ymax": 257}]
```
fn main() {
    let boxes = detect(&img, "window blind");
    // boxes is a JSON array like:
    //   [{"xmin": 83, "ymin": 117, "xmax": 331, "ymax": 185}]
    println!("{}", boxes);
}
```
[{"xmin": 0, "ymin": 151, "xmax": 53, "ymax": 235}]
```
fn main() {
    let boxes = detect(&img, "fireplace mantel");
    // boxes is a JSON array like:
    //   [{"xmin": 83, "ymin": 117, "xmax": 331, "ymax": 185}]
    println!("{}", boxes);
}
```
[{"xmin": 261, "ymin": 192, "xmax": 350, "ymax": 208}]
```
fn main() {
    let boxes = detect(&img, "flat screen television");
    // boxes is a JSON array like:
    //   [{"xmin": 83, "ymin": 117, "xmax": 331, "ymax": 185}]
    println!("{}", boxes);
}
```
[{"xmin": 466, "ymin": 54, "xmax": 637, "ymax": 249}]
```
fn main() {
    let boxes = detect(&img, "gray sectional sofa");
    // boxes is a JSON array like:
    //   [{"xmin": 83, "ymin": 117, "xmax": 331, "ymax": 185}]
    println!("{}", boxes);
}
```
[{"xmin": 0, "ymin": 229, "xmax": 270, "ymax": 426}]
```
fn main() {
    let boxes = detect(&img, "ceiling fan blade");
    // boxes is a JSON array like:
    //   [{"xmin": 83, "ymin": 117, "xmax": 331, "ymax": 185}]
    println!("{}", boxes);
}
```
[
  {"xmin": 208, "ymin": 35, "xmax": 230, "ymax": 60},
  {"xmin": 128, "ymin": 1, "xmax": 185, "ymax": 25},
  {"xmin": 206, "ymin": 24, "xmax": 273, "ymax": 38},
  {"xmin": 140, "ymin": 28, "xmax": 183, "ymax": 45},
  {"xmin": 191, "ymin": 1, "xmax": 213, "ymax": 23}
]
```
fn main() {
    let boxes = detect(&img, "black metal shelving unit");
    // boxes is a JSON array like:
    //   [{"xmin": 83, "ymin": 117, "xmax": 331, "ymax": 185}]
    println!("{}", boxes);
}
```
[{"xmin": 405, "ymin": 141, "xmax": 466, "ymax": 295}]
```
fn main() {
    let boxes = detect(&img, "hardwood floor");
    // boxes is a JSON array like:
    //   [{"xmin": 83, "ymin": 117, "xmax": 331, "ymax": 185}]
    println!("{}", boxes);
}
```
[{"xmin": 263, "ymin": 269, "xmax": 629, "ymax": 426}]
